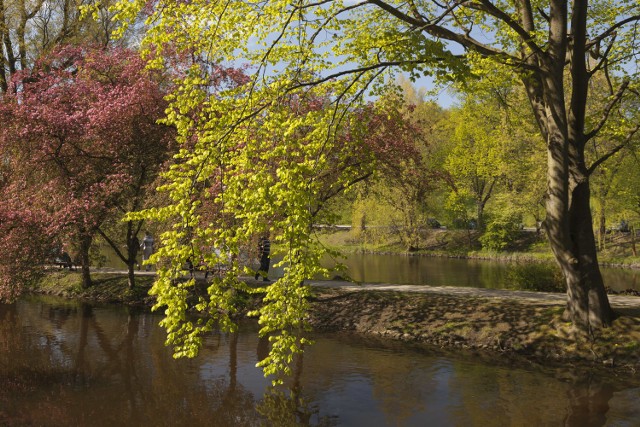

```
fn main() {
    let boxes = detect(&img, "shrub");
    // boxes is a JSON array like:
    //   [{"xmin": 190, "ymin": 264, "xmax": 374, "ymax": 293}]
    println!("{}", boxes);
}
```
[
  {"xmin": 506, "ymin": 263, "xmax": 565, "ymax": 292},
  {"xmin": 480, "ymin": 211, "xmax": 522, "ymax": 251}
]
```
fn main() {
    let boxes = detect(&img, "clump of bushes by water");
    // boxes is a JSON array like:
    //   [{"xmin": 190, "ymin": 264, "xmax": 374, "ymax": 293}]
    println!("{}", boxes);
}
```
[
  {"xmin": 506, "ymin": 262, "xmax": 565, "ymax": 293},
  {"xmin": 479, "ymin": 211, "xmax": 523, "ymax": 251}
]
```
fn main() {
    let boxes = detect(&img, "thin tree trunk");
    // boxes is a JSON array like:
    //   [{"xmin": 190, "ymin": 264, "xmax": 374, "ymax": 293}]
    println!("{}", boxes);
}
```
[
  {"xmin": 0, "ymin": 0, "xmax": 8, "ymax": 93},
  {"xmin": 598, "ymin": 204, "xmax": 607, "ymax": 251},
  {"xmin": 78, "ymin": 234, "xmax": 93, "ymax": 289},
  {"xmin": 127, "ymin": 262, "xmax": 136, "ymax": 289}
]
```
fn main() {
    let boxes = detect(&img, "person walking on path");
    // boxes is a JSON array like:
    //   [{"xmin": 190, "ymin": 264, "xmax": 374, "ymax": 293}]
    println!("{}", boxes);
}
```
[
  {"xmin": 255, "ymin": 235, "xmax": 271, "ymax": 282},
  {"xmin": 140, "ymin": 231, "xmax": 155, "ymax": 271}
]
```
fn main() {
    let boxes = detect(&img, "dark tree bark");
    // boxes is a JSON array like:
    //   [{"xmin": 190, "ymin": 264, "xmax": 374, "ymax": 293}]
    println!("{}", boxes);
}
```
[{"xmin": 78, "ymin": 233, "xmax": 93, "ymax": 289}]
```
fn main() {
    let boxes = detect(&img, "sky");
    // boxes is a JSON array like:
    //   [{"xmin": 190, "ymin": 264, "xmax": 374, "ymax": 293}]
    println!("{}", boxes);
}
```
[{"xmin": 412, "ymin": 74, "xmax": 459, "ymax": 109}]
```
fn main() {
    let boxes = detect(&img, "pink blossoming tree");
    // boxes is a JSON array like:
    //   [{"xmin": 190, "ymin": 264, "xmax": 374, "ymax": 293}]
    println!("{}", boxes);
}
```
[{"xmin": 0, "ymin": 45, "xmax": 174, "ymax": 294}]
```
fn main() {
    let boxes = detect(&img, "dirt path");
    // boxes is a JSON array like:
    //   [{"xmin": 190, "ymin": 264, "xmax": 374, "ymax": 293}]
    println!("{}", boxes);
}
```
[
  {"xmin": 92, "ymin": 267, "xmax": 640, "ymax": 314},
  {"xmin": 307, "ymin": 279, "xmax": 640, "ymax": 315}
]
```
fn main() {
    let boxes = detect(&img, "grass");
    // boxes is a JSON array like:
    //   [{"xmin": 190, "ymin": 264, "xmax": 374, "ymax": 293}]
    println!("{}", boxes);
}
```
[{"xmin": 35, "ymin": 271, "xmax": 155, "ymax": 305}]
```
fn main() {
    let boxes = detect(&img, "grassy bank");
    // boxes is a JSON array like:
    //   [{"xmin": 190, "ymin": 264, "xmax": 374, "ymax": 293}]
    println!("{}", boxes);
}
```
[
  {"xmin": 309, "ymin": 289, "xmax": 640, "ymax": 376},
  {"xmin": 36, "ymin": 271, "xmax": 156, "ymax": 306}
]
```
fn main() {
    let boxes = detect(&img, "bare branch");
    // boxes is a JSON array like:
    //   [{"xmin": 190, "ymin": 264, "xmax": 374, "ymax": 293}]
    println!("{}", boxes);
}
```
[
  {"xmin": 588, "ymin": 125, "xmax": 640, "ymax": 175},
  {"xmin": 366, "ymin": 0, "xmax": 515, "ymax": 59},
  {"xmin": 468, "ymin": 0, "xmax": 543, "ymax": 55},
  {"xmin": 587, "ymin": 15, "xmax": 640, "ymax": 50},
  {"xmin": 585, "ymin": 79, "xmax": 629, "ymax": 142},
  {"xmin": 588, "ymin": 37, "xmax": 615, "ymax": 76}
]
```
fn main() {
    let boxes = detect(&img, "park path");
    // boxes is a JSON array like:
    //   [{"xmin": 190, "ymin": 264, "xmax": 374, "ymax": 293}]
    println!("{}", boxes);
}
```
[{"xmin": 306, "ymin": 279, "xmax": 640, "ymax": 312}]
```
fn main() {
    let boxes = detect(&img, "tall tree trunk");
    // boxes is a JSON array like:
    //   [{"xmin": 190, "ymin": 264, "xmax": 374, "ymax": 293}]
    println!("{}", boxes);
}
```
[
  {"xmin": 545, "ymin": 136, "xmax": 614, "ymax": 329},
  {"xmin": 522, "ymin": 12, "xmax": 614, "ymax": 330},
  {"xmin": 566, "ymin": 179, "xmax": 614, "ymax": 328}
]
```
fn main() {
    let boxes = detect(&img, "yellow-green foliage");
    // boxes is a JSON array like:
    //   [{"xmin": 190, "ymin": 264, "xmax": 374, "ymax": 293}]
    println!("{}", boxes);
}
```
[{"xmin": 112, "ymin": 0, "xmax": 404, "ymax": 383}]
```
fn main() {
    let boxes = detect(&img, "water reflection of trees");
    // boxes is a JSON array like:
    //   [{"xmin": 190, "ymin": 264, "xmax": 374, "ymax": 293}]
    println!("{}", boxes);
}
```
[
  {"xmin": 446, "ymin": 358, "xmax": 622, "ymax": 426},
  {"xmin": 0, "ymin": 298, "xmax": 263, "ymax": 425},
  {"xmin": 0, "ymin": 298, "xmax": 340, "ymax": 426},
  {"xmin": 256, "ymin": 345, "xmax": 337, "ymax": 426},
  {"xmin": 1, "ymin": 298, "xmax": 639, "ymax": 426}
]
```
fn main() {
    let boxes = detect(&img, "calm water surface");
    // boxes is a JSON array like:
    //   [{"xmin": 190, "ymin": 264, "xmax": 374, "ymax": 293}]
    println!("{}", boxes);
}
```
[
  {"xmin": 327, "ymin": 253, "xmax": 640, "ymax": 292},
  {"xmin": 100, "ymin": 247, "xmax": 640, "ymax": 292},
  {"xmin": 1, "ymin": 296, "xmax": 639, "ymax": 426}
]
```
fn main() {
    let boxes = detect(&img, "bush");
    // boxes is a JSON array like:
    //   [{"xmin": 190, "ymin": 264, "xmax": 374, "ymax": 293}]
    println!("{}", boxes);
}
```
[
  {"xmin": 480, "ymin": 211, "xmax": 522, "ymax": 251},
  {"xmin": 506, "ymin": 263, "xmax": 565, "ymax": 293}
]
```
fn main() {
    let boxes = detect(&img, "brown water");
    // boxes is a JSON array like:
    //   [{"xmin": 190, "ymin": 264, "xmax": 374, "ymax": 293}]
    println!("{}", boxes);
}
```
[{"xmin": 1, "ymin": 296, "xmax": 639, "ymax": 426}]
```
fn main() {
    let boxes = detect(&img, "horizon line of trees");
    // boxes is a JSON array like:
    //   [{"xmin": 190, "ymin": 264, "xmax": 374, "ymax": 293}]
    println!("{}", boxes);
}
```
[{"xmin": 2, "ymin": 40, "xmax": 640, "ymax": 303}]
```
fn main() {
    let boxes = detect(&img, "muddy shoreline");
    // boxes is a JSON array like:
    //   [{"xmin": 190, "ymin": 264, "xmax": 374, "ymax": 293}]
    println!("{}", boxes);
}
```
[{"xmin": 307, "ymin": 288, "xmax": 640, "ymax": 377}]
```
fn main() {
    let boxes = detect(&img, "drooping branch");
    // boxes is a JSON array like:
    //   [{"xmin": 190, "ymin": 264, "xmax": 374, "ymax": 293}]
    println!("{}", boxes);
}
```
[
  {"xmin": 291, "ymin": 60, "xmax": 442, "ymax": 89},
  {"xmin": 97, "ymin": 227, "xmax": 128, "ymax": 264},
  {"xmin": 311, "ymin": 172, "xmax": 372, "ymax": 217}
]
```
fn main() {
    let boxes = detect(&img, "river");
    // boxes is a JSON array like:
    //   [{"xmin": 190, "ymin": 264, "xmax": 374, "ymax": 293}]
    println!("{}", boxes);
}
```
[
  {"xmin": 1, "ymin": 295, "xmax": 639, "ymax": 426},
  {"xmin": 100, "ymin": 247, "xmax": 640, "ymax": 292}
]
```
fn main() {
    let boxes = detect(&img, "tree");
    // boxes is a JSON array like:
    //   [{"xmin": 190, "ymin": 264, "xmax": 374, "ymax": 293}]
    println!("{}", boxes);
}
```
[
  {"xmin": 445, "ymin": 99, "xmax": 510, "ymax": 230},
  {"xmin": 0, "ymin": 0, "xmax": 133, "ymax": 94},
  {"xmin": 348, "ymin": 83, "xmax": 446, "ymax": 249},
  {"xmin": 0, "ymin": 45, "xmax": 173, "ymax": 292},
  {"xmin": 113, "ymin": 0, "xmax": 640, "ymax": 362},
  {"xmin": 123, "ymin": 69, "xmax": 423, "ymax": 381}
]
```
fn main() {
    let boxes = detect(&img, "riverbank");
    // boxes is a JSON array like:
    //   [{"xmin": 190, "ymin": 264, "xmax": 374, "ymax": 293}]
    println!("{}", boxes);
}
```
[
  {"xmin": 308, "ymin": 288, "xmax": 640, "ymax": 378},
  {"xmin": 33, "ymin": 270, "xmax": 640, "ymax": 380}
]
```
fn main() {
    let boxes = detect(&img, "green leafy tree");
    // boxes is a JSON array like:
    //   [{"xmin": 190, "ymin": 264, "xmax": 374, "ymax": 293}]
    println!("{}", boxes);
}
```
[
  {"xmin": 349, "ymin": 83, "xmax": 446, "ymax": 249},
  {"xmin": 445, "ymin": 99, "xmax": 510, "ymax": 230},
  {"xmin": 111, "ymin": 0, "xmax": 640, "ymax": 357}
]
